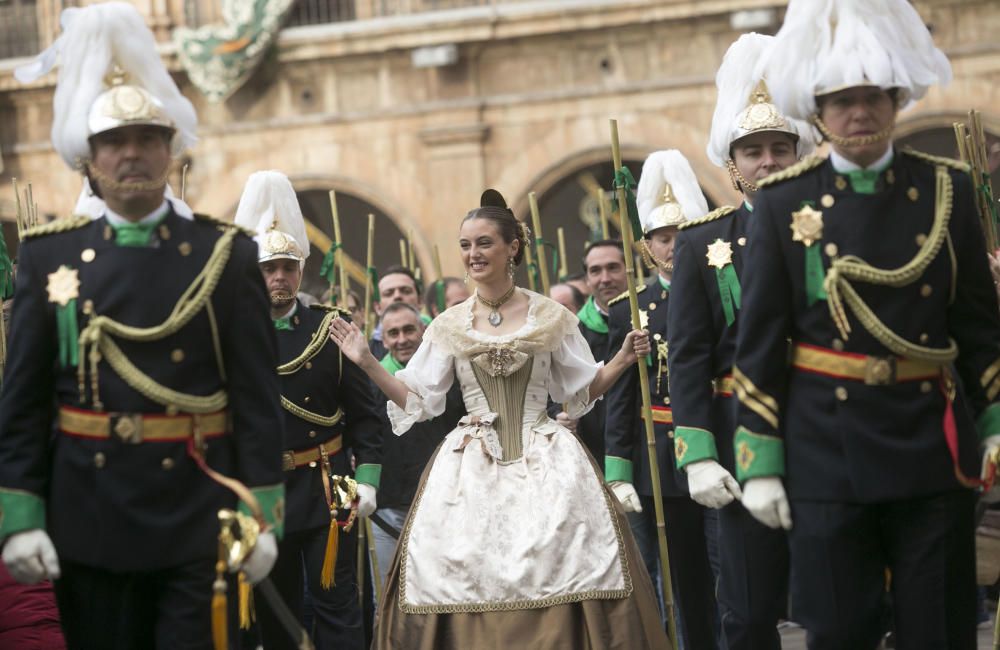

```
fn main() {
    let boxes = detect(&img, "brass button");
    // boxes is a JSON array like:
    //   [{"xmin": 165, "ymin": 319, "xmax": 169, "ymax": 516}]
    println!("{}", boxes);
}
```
[
  {"xmin": 159, "ymin": 225, "xmax": 171, "ymax": 240},
  {"xmin": 82, "ymin": 299, "xmax": 95, "ymax": 315},
  {"xmin": 920, "ymin": 381, "xmax": 933, "ymax": 394},
  {"xmin": 178, "ymin": 242, "xmax": 192, "ymax": 256},
  {"xmin": 919, "ymin": 332, "xmax": 929, "ymax": 344},
  {"xmin": 907, "ymin": 187, "xmax": 919, "ymax": 202},
  {"xmin": 668, "ymin": 430, "xmax": 674, "ymax": 439},
  {"xmin": 309, "ymin": 430, "xmax": 317, "ymax": 439},
  {"xmin": 835, "ymin": 176, "xmax": 848, "ymax": 191},
  {"xmin": 663, "ymin": 397, "xmax": 670, "ymax": 405},
  {"xmin": 915, "ymin": 234, "xmax": 927, "ymax": 246},
  {"xmin": 737, "ymin": 237, "xmax": 747, "ymax": 246},
  {"xmin": 885, "ymin": 169, "xmax": 895, "ymax": 185},
  {"xmin": 103, "ymin": 225, "xmax": 113, "ymax": 241},
  {"xmin": 81, "ymin": 248, "xmax": 96, "ymax": 263},
  {"xmin": 170, "ymin": 348, "xmax": 185, "ymax": 363},
  {"xmin": 824, "ymin": 243, "xmax": 839, "ymax": 257},
  {"xmin": 165, "ymin": 405, "xmax": 179, "ymax": 416},
  {"xmin": 308, "ymin": 461, "xmax": 317, "ymax": 469},
  {"xmin": 821, "ymin": 194, "xmax": 835, "ymax": 208},
  {"xmin": 920, "ymin": 284, "xmax": 933, "ymax": 297},
  {"xmin": 303, "ymin": 396, "xmax": 311, "ymax": 403},
  {"xmin": 94, "ymin": 452, "xmax": 106, "ymax": 468},
  {"xmin": 834, "ymin": 386, "xmax": 848, "ymax": 401},
  {"xmin": 653, "ymin": 333, "xmax": 662, "ymax": 341},
  {"xmin": 293, "ymin": 315, "xmax": 300, "ymax": 326},
  {"xmin": 161, "ymin": 458, "xmax": 175, "ymax": 470},
  {"xmin": 832, "ymin": 338, "xmax": 845, "ymax": 351},
  {"xmin": 648, "ymin": 302, "xmax": 657, "ymax": 310},
  {"xmin": 305, "ymin": 361, "xmax": 312, "ymax": 370}
]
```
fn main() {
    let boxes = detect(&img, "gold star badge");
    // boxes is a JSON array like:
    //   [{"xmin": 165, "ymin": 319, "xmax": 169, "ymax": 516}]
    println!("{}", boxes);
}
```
[
  {"xmin": 706, "ymin": 239, "xmax": 734, "ymax": 269},
  {"xmin": 47, "ymin": 266, "xmax": 80, "ymax": 306},
  {"xmin": 790, "ymin": 205, "xmax": 824, "ymax": 247},
  {"xmin": 674, "ymin": 437, "xmax": 689, "ymax": 462},
  {"xmin": 736, "ymin": 440, "xmax": 756, "ymax": 472}
]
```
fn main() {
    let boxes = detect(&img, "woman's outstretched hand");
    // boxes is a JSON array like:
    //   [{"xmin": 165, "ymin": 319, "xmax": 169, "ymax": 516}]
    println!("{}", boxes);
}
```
[
  {"xmin": 623, "ymin": 329, "xmax": 650, "ymax": 363},
  {"xmin": 329, "ymin": 317, "xmax": 375, "ymax": 368}
]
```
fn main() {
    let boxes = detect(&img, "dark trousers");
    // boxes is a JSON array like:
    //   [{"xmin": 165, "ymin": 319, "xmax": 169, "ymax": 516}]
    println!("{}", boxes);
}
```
[
  {"xmin": 257, "ymin": 524, "xmax": 363, "ymax": 650},
  {"xmin": 717, "ymin": 500, "xmax": 788, "ymax": 650},
  {"xmin": 789, "ymin": 491, "xmax": 977, "ymax": 650},
  {"xmin": 628, "ymin": 494, "xmax": 718, "ymax": 650},
  {"xmin": 54, "ymin": 558, "xmax": 228, "ymax": 650}
]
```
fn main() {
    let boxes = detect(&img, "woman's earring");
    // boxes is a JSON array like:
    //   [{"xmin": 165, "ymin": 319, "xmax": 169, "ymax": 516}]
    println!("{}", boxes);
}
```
[{"xmin": 506, "ymin": 257, "xmax": 515, "ymax": 279}]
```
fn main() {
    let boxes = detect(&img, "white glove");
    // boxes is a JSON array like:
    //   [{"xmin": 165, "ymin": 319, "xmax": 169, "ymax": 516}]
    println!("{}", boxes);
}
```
[
  {"xmin": 238, "ymin": 531, "xmax": 277, "ymax": 585},
  {"xmin": 609, "ymin": 481, "xmax": 643, "ymax": 513},
  {"xmin": 357, "ymin": 483, "xmax": 377, "ymax": 519},
  {"xmin": 742, "ymin": 477, "xmax": 792, "ymax": 530},
  {"xmin": 685, "ymin": 459, "xmax": 743, "ymax": 509},
  {"xmin": 2, "ymin": 529, "xmax": 60, "ymax": 584},
  {"xmin": 982, "ymin": 434, "xmax": 1000, "ymax": 504}
]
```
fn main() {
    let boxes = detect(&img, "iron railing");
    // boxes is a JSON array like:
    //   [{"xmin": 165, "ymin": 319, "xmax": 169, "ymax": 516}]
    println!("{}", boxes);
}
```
[{"xmin": 0, "ymin": 0, "xmax": 40, "ymax": 59}]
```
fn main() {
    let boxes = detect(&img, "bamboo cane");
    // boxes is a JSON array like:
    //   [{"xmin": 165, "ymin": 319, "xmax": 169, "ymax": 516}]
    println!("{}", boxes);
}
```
[
  {"xmin": 11, "ymin": 179, "xmax": 23, "ymax": 239},
  {"xmin": 524, "ymin": 242, "xmax": 538, "ymax": 292},
  {"xmin": 432, "ymin": 245, "xmax": 445, "ymax": 314},
  {"xmin": 556, "ymin": 227, "xmax": 568, "ymax": 281},
  {"xmin": 399, "ymin": 239, "xmax": 408, "ymax": 267},
  {"xmin": 635, "ymin": 254, "xmax": 645, "ymax": 283},
  {"xmin": 26, "ymin": 184, "xmax": 37, "ymax": 229},
  {"xmin": 528, "ymin": 192, "xmax": 551, "ymax": 295},
  {"xmin": 610, "ymin": 119, "xmax": 678, "ymax": 650},
  {"xmin": 180, "ymin": 163, "xmax": 189, "ymax": 202},
  {"xmin": 329, "ymin": 191, "xmax": 349, "ymax": 307},
  {"xmin": 599, "ymin": 189, "xmax": 611, "ymax": 239},
  {"xmin": 407, "ymin": 229, "xmax": 416, "ymax": 272},
  {"xmin": 363, "ymin": 214, "xmax": 376, "ymax": 338},
  {"xmin": 364, "ymin": 517, "xmax": 381, "ymax": 604}
]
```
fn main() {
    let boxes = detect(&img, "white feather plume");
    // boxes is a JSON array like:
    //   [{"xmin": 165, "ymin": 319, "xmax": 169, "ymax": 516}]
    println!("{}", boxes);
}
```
[
  {"xmin": 234, "ymin": 171, "xmax": 311, "ymax": 262},
  {"xmin": 763, "ymin": 0, "xmax": 951, "ymax": 120},
  {"xmin": 15, "ymin": 2, "xmax": 197, "ymax": 169},
  {"xmin": 637, "ymin": 150, "xmax": 709, "ymax": 230},
  {"xmin": 707, "ymin": 33, "xmax": 816, "ymax": 167}
]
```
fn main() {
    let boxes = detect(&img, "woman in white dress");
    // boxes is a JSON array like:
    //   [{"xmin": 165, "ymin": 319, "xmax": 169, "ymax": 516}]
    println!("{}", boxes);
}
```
[{"xmin": 330, "ymin": 190, "xmax": 669, "ymax": 649}]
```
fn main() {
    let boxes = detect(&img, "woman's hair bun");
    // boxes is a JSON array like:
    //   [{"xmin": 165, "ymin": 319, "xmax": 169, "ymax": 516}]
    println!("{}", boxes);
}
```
[{"xmin": 480, "ymin": 189, "xmax": 509, "ymax": 209}]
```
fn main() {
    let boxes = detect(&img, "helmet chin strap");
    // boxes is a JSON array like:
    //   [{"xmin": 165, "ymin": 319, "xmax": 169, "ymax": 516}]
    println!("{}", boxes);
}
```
[
  {"xmin": 812, "ymin": 116, "xmax": 894, "ymax": 148},
  {"xmin": 86, "ymin": 163, "xmax": 171, "ymax": 194},
  {"xmin": 726, "ymin": 158, "xmax": 759, "ymax": 194},
  {"xmin": 639, "ymin": 239, "xmax": 673, "ymax": 273}
]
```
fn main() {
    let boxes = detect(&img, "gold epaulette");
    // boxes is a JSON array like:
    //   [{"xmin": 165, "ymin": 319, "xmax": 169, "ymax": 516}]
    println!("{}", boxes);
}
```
[
  {"xmin": 902, "ymin": 148, "xmax": 971, "ymax": 174},
  {"xmin": 193, "ymin": 213, "xmax": 256, "ymax": 237},
  {"xmin": 22, "ymin": 215, "xmax": 91, "ymax": 240},
  {"xmin": 757, "ymin": 154, "xmax": 826, "ymax": 189},
  {"xmin": 679, "ymin": 205, "xmax": 737, "ymax": 231},
  {"xmin": 608, "ymin": 284, "xmax": 646, "ymax": 306},
  {"xmin": 310, "ymin": 303, "xmax": 348, "ymax": 315}
]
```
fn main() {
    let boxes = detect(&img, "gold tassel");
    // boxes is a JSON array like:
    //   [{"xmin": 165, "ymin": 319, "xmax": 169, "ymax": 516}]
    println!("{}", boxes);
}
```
[
  {"xmin": 238, "ymin": 572, "xmax": 255, "ymax": 629},
  {"xmin": 320, "ymin": 518, "xmax": 339, "ymax": 589},
  {"xmin": 212, "ymin": 559, "xmax": 228, "ymax": 650}
]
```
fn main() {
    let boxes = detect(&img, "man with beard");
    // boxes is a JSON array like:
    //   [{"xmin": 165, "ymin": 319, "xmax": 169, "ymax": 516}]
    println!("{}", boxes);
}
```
[
  {"xmin": 551, "ymin": 240, "xmax": 628, "ymax": 462},
  {"xmin": 666, "ymin": 33, "xmax": 815, "ymax": 650},
  {"xmin": 369, "ymin": 302, "xmax": 465, "ymax": 588},
  {"xmin": 0, "ymin": 4, "xmax": 283, "ymax": 647},
  {"xmin": 235, "ymin": 171, "xmax": 382, "ymax": 649},
  {"xmin": 604, "ymin": 150, "xmax": 718, "ymax": 648}
]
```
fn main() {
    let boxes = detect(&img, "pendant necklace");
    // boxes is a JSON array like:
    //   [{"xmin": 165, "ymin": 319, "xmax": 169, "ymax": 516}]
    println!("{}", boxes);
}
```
[{"xmin": 476, "ymin": 284, "xmax": 517, "ymax": 327}]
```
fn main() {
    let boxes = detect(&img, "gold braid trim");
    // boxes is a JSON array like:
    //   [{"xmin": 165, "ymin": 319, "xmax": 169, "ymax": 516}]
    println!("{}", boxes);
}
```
[
  {"xmin": 679, "ymin": 205, "xmax": 737, "ymax": 231},
  {"xmin": 194, "ymin": 213, "xmax": 256, "ymax": 237},
  {"xmin": 757, "ymin": 155, "xmax": 825, "ymax": 189},
  {"xmin": 77, "ymin": 229, "xmax": 237, "ymax": 412},
  {"xmin": 277, "ymin": 310, "xmax": 338, "ymax": 375},
  {"xmin": 608, "ymin": 285, "xmax": 646, "ymax": 306},
  {"xmin": 822, "ymin": 165, "xmax": 958, "ymax": 364},
  {"xmin": 902, "ymin": 148, "xmax": 970, "ymax": 174},
  {"xmin": 280, "ymin": 397, "xmax": 344, "ymax": 427},
  {"xmin": 22, "ymin": 216, "xmax": 91, "ymax": 239},
  {"xmin": 639, "ymin": 239, "xmax": 671, "ymax": 272}
]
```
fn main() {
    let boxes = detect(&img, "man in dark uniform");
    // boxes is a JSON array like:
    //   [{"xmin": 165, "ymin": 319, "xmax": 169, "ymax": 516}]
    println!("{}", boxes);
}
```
[
  {"xmin": 235, "ymin": 171, "xmax": 382, "ymax": 649},
  {"xmin": 551, "ymin": 240, "xmax": 627, "ymax": 463},
  {"xmin": 667, "ymin": 33, "xmax": 815, "ymax": 650},
  {"xmin": 369, "ymin": 302, "xmax": 464, "ymax": 589},
  {"xmin": 604, "ymin": 150, "xmax": 717, "ymax": 648},
  {"xmin": 735, "ymin": 1, "xmax": 1000, "ymax": 647},
  {"xmin": 0, "ymin": 4, "xmax": 284, "ymax": 647}
]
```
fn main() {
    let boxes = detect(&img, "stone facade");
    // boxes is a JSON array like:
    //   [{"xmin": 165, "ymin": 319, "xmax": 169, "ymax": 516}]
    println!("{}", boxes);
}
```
[{"xmin": 0, "ymin": 0, "xmax": 998, "ymax": 286}]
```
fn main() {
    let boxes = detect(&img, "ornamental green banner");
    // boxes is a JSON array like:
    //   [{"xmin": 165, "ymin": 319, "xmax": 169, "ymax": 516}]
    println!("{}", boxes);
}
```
[{"xmin": 173, "ymin": 0, "xmax": 295, "ymax": 103}]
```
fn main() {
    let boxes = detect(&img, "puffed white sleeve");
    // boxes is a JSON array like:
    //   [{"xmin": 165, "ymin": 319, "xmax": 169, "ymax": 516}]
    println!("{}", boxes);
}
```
[
  {"xmin": 547, "ymin": 326, "xmax": 603, "ymax": 419},
  {"xmin": 387, "ymin": 337, "xmax": 455, "ymax": 435}
]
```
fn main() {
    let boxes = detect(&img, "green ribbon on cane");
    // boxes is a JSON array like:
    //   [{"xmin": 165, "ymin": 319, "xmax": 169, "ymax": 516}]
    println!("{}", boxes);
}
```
[
  {"xmin": 434, "ymin": 279, "xmax": 446, "ymax": 314},
  {"xmin": 610, "ymin": 167, "xmax": 643, "ymax": 241},
  {"xmin": 715, "ymin": 264, "xmax": 742, "ymax": 327},
  {"xmin": 319, "ymin": 242, "xmax": 341, "ymax": 284},
  {"xmin": 367, "ymin": 266, "xmax": 380, "ymax": 302}
]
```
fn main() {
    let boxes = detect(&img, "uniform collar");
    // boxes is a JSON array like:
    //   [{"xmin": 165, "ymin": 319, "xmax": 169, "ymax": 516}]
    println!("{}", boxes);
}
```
[
  {"xmin": 103, "ymin": 200, "xmax": 170, "ymax": 227},
  {"xmin": 829, "ymin": 146, "xmax": 894, "ymax": 173},
  {"xmin": 273, "ymin": 300, "xmax": 299, "ymax": 330}
]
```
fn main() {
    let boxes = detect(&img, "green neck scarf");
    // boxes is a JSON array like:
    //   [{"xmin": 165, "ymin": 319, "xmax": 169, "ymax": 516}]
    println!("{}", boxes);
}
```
[
  {"xmin": 842, "ymin": 155, "xmax": 894, "ymax": 195},
  {"xmin": 110, "ymin": 211, "xmax": 169, "ymax": 247},
  {"xmin": 273, "ymin": 316, "xmax": 293, "ymax": 331},
  {"xmin": 380, "ymin": 353, "xmax": 405, "ymax": 375},
  {"xmin": 658, "ymin": 275, "xmax": 671, "ymax": 292},
  {"xmin": 577, "ymin": 296, "xmax": 609, "ymax": 335}
]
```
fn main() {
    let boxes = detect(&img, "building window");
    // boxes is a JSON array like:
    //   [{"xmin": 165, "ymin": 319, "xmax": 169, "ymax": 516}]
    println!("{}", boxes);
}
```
[
  {"xmin": 285, "ymin": 0, "xmax": 356, "ymax": 27},
  {"xmin": 0, "ymin": 0, "xmax": 39, "ymax": 59}
]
